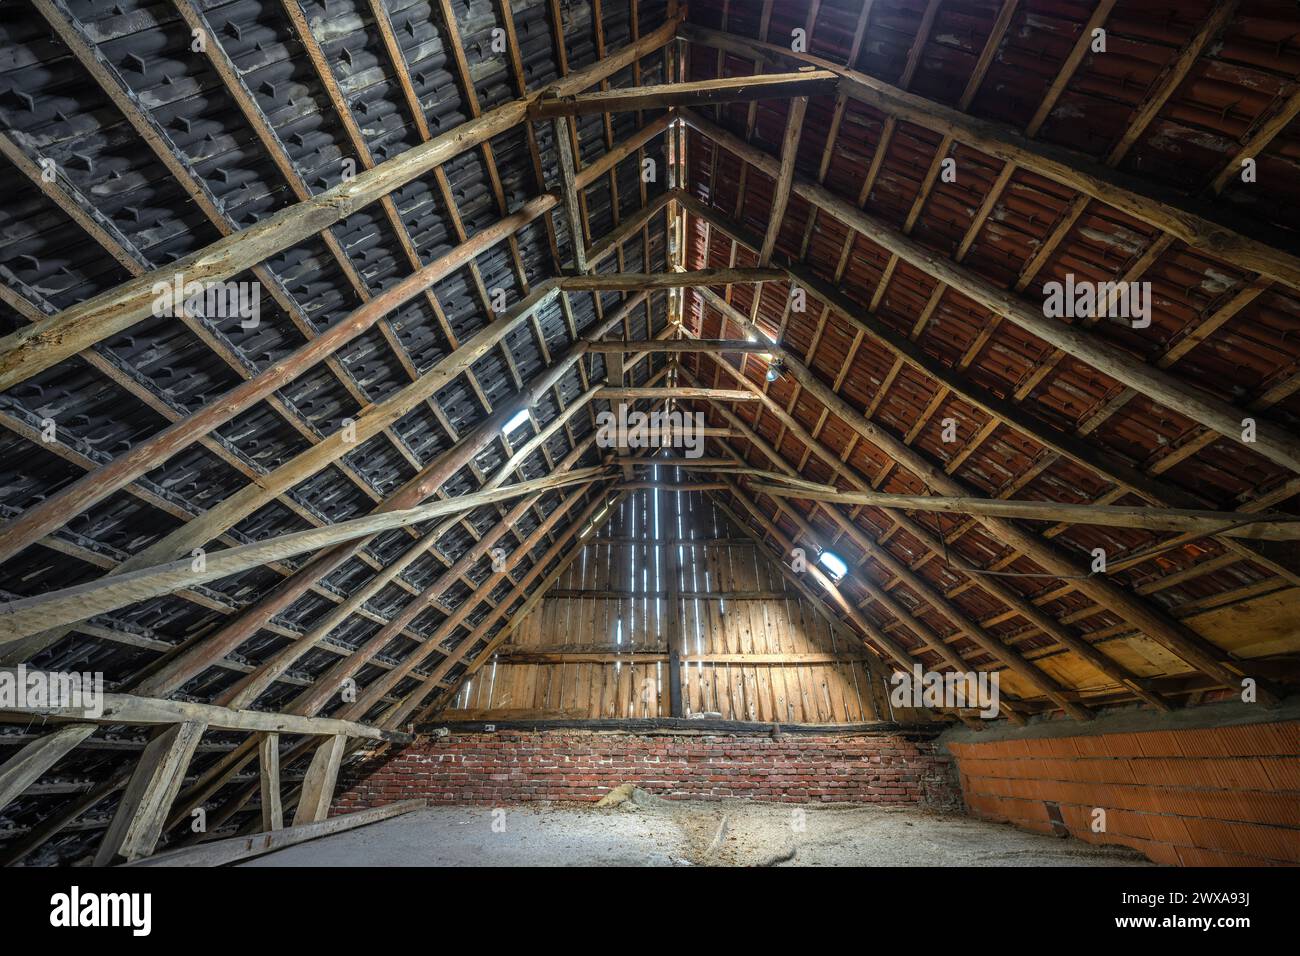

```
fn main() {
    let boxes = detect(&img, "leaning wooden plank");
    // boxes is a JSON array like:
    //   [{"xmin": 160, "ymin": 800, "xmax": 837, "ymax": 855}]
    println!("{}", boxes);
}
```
[
  {"xmin": 125, "ymin": 799, "xmax": 427, "ymax": 867},
  {"xmin": 0, "ymin": 724, "xmax": 96, "ymax": 814},
  {"xmin": 292, "ymin": 734, "xmax": 347, "ymax": 827},
  {"xmin": 0, "ymin": 15, "xmax": 681, "ymax": 391},
  {"xmin": 531, "ymin": 70, "xmax": 838, "ymax": 116},
  {"xmin": 0, "ymin": 468, "xmax": 604, "ymax": 645},
  {"xmin": 0, "ymin": 673, "xmax": 410, "ymax": 741},
  {"xmin": 95, "ymin": 721, "xmax": 207, "ymax": 865}
]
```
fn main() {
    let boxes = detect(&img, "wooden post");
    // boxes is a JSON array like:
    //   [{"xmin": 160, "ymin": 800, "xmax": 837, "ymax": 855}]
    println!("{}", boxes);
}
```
[
  {"xmin": 665, "ymin": 481, "xmax": 685, "ymax": 717},
  {"xmin": 552, "ymin": 114, "xmax": 589, "ymax": 272},
  {"xmin": 259, "ymin": 733, "xmax": 283, "ymax": 832},
  {"xmin": 292, "ymin": 734, "xmax": 347, "ymax": 827}
]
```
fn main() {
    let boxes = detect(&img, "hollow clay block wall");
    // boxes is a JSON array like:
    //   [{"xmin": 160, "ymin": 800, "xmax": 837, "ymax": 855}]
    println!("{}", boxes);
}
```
[
  {"xmin": 335, "ymin": 729, "xmax": 962, "ymax": 811},
  {"xmin": 949, "ymin": 720, "xmax": 1300, "ymax": 866}
]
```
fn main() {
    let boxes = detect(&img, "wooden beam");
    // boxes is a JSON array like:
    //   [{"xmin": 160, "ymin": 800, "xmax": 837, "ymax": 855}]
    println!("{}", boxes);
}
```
[
  {"xmin": 0, "ymin": 273, "xmax": 553, "ymax": 568},
  {"xmin": 531, "ymin": 70, "xmax": 837, "ymax": 117},
  {"xmin": 750, "ymin": 484, "xmax": 1300, "ymax": 540},
  {"xmin": 679, "ymin": 23, "xmax": 1300, "ymax": 291},
  {"xmin": 560, "ymin": 268, "xmax": 784, "ymax": 290},
  {"xmin": 759, "ymin": 96, "xmax": 809, "ymax": 264},
  {"xmin": 685, "ymin": 195, "xmax": 1300, "ymax": 586},
  {"xmin": 585, "ymin": 338, "xmax": 771, "ymax": 352},
  {"xmin": 546, "ymin": 589, "xmax": 799, "ymax": 600},
  {"xmin": 292, "ymin": 734, "xmax": 346, "ymax": 827},
  {"xmin": 490, "ymin": 651, "xmax": 874, "ymax": 664},
  {"xmin": 0, "ymin": 724, "xmax": 96, "ymax": 814},
  {"xmin": 680, "ymin": 109, "xmax": 1300, "ymax": 475},
  {"xmin": 598, "ymin": 387, "xmax": 757, "ymax": 402},
  {"xmin": 1209, "ymin": 86, "xmax": 1300, "ymax": 194},
  {"xmin": 616, "ymin": 481, "xmax": 729, "ymax": 491},
  {"xmin": 1104, "ymin": 2, "xmax": 1240, "ymax": 165},
  {"xmin": 128, "ymin": 799, "xmax": 426, "ymax": 867},
  {"xmin": 692, "ymin": 380, "xmax": 1171, "ymax": 712},
  {"xmin": 0, "ymin": 469, "xmax": 602, "ymax": 646},
  {"xmin": 258, "ymin": 734, "xmax": 283, "ymax": 833},
  {"xmin": 0, "ymin": 673, "xmax": 410, "ymax": 741},
  {"xmin": 94, "ymin": 721, "xmax": 207, "ymax": 865},
  {"xmin": 552, "ymin": 114, "xmax": 590, "ymax": 272},
  {"xmin": 688, "ymin": 202, "xmax": 1214, "ymax": 509},
  {"xmin": 0, "ymin": 16, "xmax": 681, "ymax": 393},
  {"xmin": 114, "ymin": 287, "xmax": 566, "ymax": 577},
  {"xmin": 682, "ymin": 331, "xmax": 1275, "ymax": 705}
]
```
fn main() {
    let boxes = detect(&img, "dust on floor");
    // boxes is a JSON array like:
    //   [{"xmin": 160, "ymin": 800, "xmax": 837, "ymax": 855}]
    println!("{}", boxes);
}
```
[{"xmin": 241, "ymin": 796, "xmax": 1154, "ymax": 867}]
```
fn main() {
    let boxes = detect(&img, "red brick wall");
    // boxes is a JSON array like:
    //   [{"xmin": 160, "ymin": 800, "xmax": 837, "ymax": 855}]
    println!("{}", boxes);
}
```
[
  {"xmin": 949, "ymin": 720, "xmax": 1300, "ymax": 866},
  {"xmin": 334, "ymin": 730, "xmax": 960, "ymax": 811}
]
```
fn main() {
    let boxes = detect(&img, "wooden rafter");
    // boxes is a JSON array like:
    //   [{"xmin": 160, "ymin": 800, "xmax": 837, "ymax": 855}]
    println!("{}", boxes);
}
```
[
  {"xmin": 675, "ymin": 315, "xmax": 1273, "ymax": 705},
  {"xmin": 750, "ymin": 484, "xmax": 1300, "ymax": 541},
  {"xmin": 683, "ymin": 363, "xmax": 1171, "ymax": 713},
  {"xmin": 532, "ymin": 70, "xmax": 837, "ymax": 117},
  {"xmin": 683, "ymin": 199, "xmax": 1300, "ymax": 572},
  {"xmin": 681, "ymin": 109, "xmax": 1300, "ymax": 476},
  {"xmin": 0, "ymin": 469, "xmax": 604, "ymax": 645},
  {"xmin": 0, "ymin": 17, "xmax": 680, "ymax": 392},
  {"xmin": 681, "ymin": 23, "xmax": 1300, "ymax": 291},
  {"xmin": 0, "ymin": 4, "xmax": 706, "ymax": 862}
]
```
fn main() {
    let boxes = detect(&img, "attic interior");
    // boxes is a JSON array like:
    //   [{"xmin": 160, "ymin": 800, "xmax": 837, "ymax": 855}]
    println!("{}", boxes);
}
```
[{"xmin": 0, "ymin": 0, "xmax": 1297, "ymax": 873}]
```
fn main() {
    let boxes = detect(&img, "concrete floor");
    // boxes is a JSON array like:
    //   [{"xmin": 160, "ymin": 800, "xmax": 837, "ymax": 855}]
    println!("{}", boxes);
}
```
[{"xmin": 241, "ymin": 798, "xmax": 1155, "ymax": 867}]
